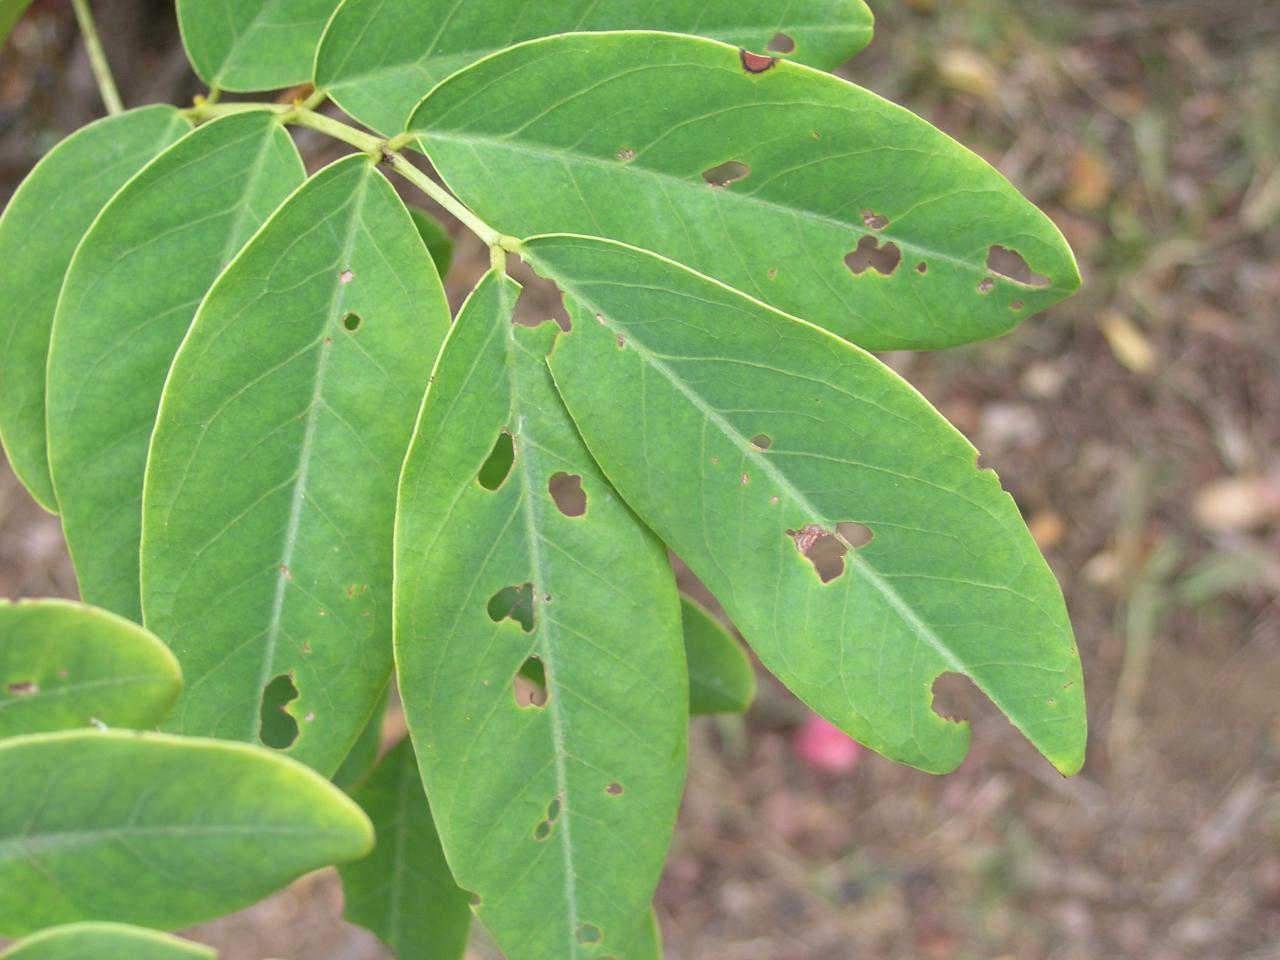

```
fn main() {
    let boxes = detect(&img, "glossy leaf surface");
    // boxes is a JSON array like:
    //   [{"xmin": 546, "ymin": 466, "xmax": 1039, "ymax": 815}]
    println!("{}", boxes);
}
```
[
  {"xmin": 413, "ymin": 32, "xmax": 1079, "ymax": 351},
  {"xmin": 529, "ymin": 236, "xmax": 1087, "ymax": 776},
  {"xmin": 340, "ymin": 737, "xmax": 471, "ymax": 960},
  {"xmin": 46, "ymin": 110, "xmax": 304, "ymax": 622},
  {"xmin": 177, "ymin": 0, "xmax": 340, "ymax": 91},
  {"xmin": 395, "ymin": 273, "xmax": 686, "ymax": 960},
  {"xmin": 141, "ymin": 156, "xmax": 449, "ymax": 775},
  {"xmin": 0, "ymin": 730, "xmax": 373, "ymax": 936},
  {"xmin": 0, "ymin": 923, "xmax": 215, "ymax": 960},
  {"xmin": 682, "ymin": 598, "xmax": 755, "ymax": 715},
  {"xmin": 0, "ymin": 599, "xmax": 180, "ymax": 738},
  {"xmin": 0, "ymin": 106, "xmax": 189, "ymax": 513}
]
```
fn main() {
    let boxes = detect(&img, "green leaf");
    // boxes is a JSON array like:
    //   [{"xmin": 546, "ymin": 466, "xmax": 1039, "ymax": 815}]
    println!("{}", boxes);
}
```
[
  {"xmin": 681, "ymin": 598, "xmax": 754, "ymax": 715},
  {"xmin": 0, "ymin": 599, "xmax": 181, "ymax": 738},
  {"xmin": 141, "ymin": 155, "xmax": 449, "ymax": 776},
  {"xmin": 527, "ymin": 235, "xmax": 1087, "ymax": 776},
  {"xmin": 395, "ymin": 272, "xmax": 687, "ymax": 960},
  {"xmin": 177, "ymin": 0, "xmax": 341, "ymax": 91},
  {"xmin": 0, "ymin": 922, "xmax": 215, "ymax": 960},
  {"xmin": 0, "ymin": 105, "xmax": 190, "ymax": 513},
  {"xmin": 46, "ymin": 110, "xmax": 304, "ymax": 622},
  {"xmin": 339, "ymin": 737, "xmax": 471, "ymax": 960},
  {"xmin": 331, "ymin": 687, "xmax": 387, "ymax": 791},
  {"xmin": 0, "ymin": 729, "xmax": 373, "ymax": 936},
  {"xmin": 315, "ymin": 0, "xmax": 873, "ymax": 135},
  {"xmin": 409, "ymin": 207, "xmax": 454, "ymax": 277},
  {"xmin": 411, "ymin": 31, "xmax": 1080, "ymax": 351},
  {"xmin": 0, "ymin": 0, "xmax": 34, "ymax": 49}
]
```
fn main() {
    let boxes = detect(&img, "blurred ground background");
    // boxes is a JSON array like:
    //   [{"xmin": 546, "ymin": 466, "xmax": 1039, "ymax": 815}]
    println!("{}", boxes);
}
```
[{"xmin": 2, "ymin": 0, "xmax": 1279, "ymax": 957}]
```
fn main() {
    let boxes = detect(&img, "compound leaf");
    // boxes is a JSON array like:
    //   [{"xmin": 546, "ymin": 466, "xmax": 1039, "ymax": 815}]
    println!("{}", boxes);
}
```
[
  {"xmin": 0, "ymin": 599, "xmax": 181, "ymax": 738},
  {"xmin": 177, "ymin": 0, "xmax": 341, "ymax": 91},
  {"xmin": 339, "ymin": 737, "xmax": 471, "ymax": 960},
  {"xmin": 682, "ymin": 598, "xmax": 755, "ymax": 715},
  {"xmin": 527, "ymin": 235, "xmax": 1087, "ymax": 776},
  {"xmin": 395, "ymin": 272, "xmax": 686, "ymax": 960},
  {"xmin": 411, "ymin": 31, "xmax": 1080, "ymax": 351},
  {"xmin": 0, "ymin": 922, "xmax": 215, "ymax": 960},
  {"xmin": 46, "ymin": 110, "xmax": 304, "ymax": 622},
  {"xmin": 141, "ymin": 155, "xmax": 449, "ymax": 776},
  {"xmin": 0, "ymin": 730, "xmax": 373, "ymax": 936},
  {"xmin": 0, "ymin": 105, "xmax": 189, "ymax": 513},
  {"xmin": 315, "ymin": 0, "xmax": 873, "ymax": 135}
]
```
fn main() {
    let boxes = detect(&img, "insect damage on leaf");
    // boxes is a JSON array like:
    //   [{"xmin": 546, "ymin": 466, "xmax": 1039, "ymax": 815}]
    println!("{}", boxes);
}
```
[
  {"xmin": 846, "ymin": 235, "xmax": 902, "ymax": 276},
  {"xmin": 739, "ymin": 49, "xmax": 777, "ymax": 73}
]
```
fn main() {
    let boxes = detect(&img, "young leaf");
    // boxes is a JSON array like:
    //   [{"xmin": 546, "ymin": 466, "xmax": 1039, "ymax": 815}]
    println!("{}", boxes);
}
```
[
  {"xmin": 395, "ymin": 273, "xmax": 687, "ymax": 960},
  {"xmin": 0, "ymin": 105, "xmax": 190, "ymax": 513},
  {"xmin": 409, "ymin": 207, "xmax": 454, "ymax": 277},
  {"xmin": 177, "ymin": 0, "xmax": 340, "ymax": 91},
  {"xmin": 410, "ymin": 31, "xmax": 1080, "ymax": 351},
  {"xmin": 681, "ymin": 597, "xmax": 755, "ymax": 715},
  {"xmin": 0, "ymin": 730, "xmax": 373, "ymax": 936},
  {"xmin": 141, "ymin": 155, "xmax": 449, "ymax": 776},
  {"xmin": 316, "ymin": 0, "xmax": 873, "ymax": 136},
  {"xmin": 46, "ymin": 110, "xmax": 304, "ymax": 622},
  {"xmin": 0, "ymin": 599, "xmax": 181, "ymax": 738},
  {"xmin": 339, "ymin": 737, "xmax": 471, "ymax": 960},
  {"xmin": 526, "ymin": 235, "xmax": 1087, "ymax": 777},
  {"xmin": 0, "ymin": 922, "xmax": 215, "ymax": 960}
]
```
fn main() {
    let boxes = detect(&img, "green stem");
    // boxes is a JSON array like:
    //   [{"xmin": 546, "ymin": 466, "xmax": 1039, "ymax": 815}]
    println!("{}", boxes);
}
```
[
  {"xmin": 182, "ymin": 101, "xmax": 504, "ymax": 248},
  {"xmin": 70, "ymin": 0, "xmax": 123, "ymax": 116}
]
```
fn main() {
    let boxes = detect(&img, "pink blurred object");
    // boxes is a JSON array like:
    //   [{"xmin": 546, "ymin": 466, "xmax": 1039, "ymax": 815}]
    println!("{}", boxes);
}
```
[{"xmin": 793, "ymin": 714, "xmax": 863, "ymax": 773}]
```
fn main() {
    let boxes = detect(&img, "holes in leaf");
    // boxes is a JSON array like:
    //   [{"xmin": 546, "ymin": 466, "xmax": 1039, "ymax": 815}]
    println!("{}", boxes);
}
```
[
  {"xmin": 986, "ymin": 245, "xmax": 1050, "ymax": 287},
  {"xmin": 576, "ymin": 923, "xmax": 603, "ymax": 945},
  {"xmin": 750, "ymin": 433, "xmax": 772, "ymax": 451},
  {"xmin": 465, "ymin": 891, "xmax": 482, "ymax": 907},
  {"xmin": 339, "ymin": 269, "xmax": 354, "ymax": 284},
  {"xmin": 916, "ymin": 261, "xmax": 928, "ymax": 274},
  {"xmin": 702, "ymin": 160, "xmax": 750, "ymax": 188},
  {"xmin": 342, "ymin": 312, "xmax": 362, "ymax": 332},
  {"xmin": 616, "ymin": 334, "xmax": 626, "ymax": 350},
  {"xmin": 259, "ymin": 673, "xmax": 299, "ymax": 749},
  {"xmin": 767, "ymin": 31, "xmax": 795, "ymax": 53},
  {"xmin": 548, "ymin": 472, "xmax": 587, "ymax": 517},
  {"xmin": 513, "ymin": 655, "xmax": 547, "ymax": 708},
  {"xmin": 861, "ymin": 209, "xmax": 890, "ymax": 230},
  {"xmin": 739, "ymin": 49, "xmax": 777, "ymax": 73},
  {"xmin": 488, "ymin": 583, "xmax": 534, "ymax": 633},
  {"xmin": 511, "ymin": 266, "xmax": 572, "ymax": 332},
  {"xmin": 977, "ymin": 277, "xmax": 996, "ymax": 294},
  {"xmin": 930, "ymin": 671, "xmax": 981, "ymax": 724},
  {"xmin": 533, "ymin": 820, "xmax": 554, "ymax": 841},
  {"xmin": 845, "ymin": 235, "xmax": 901, "ymax": 276},
  {"xmin": 1010, "ymin": 299, "xmax": 1025, "ymax": 311},
  {"xmin": 787, "ymin": 522, "xmax": 873, "ymax": 583},
  {"xmin": 6, "ymin": 681, "xmax": 38, "ymax": 696},
  {"xmin": 478, "ymin": 432, "xmax": 515, "ymax": 491},
  {"xmin": 546, "ymin": 795, "xmax": 562, "ymax": 822},
  {"xmin": 616, "ymin": 147, "xmax": 635, "ymax": 161},
  {"xmin": 605, "ymin": 782, "xmax": 624, "ymax": 796}
]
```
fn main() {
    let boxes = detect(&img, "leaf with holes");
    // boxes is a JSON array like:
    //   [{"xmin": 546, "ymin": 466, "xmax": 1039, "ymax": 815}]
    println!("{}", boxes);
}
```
[
  {"xmin": 0, "ymin": 105, "xmax": 190, "ymax": 513},
  {"xmin": 140, "ymin": 155, "xmax": 448, "ymax": 775},
  {"xmin": 411, "ymin": 31, "xmax": 1079, "ymax": 351},
  {"xmin": 0, "ymin": 599, "xmax": 180, "ymax": 738},
  {"xmin": 395, "ymin": 272, "xmax": 687, "ymax": 960},
  {"xmin": 177, "ymin": 0, "xmax": 340, "ymax": 91},
  {"xmin": 527, "ymin": 235, "xmax": 1086, "ymax": 776},
  {"xmin": 0, "ymin": 922, "xmax": 216, "ymax": 960},
  {"xmin": 315, "ymin": 0, "xmax": 873, "ymax": 136},
  {"xmin": 46, "ymin": 110, "xmax": 304, "ymax": 623},
  {"xmin": 339, "ymin": 737, "xmax": 471, "ymax": 960},
  {"xmin": 0, "ymin": 730, "xmax": 372, "ymax": 936},
  {"xmin": 682, "ymin": 598, "xmax": 755, "ymax": 715}
]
